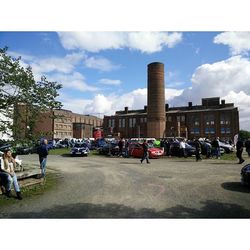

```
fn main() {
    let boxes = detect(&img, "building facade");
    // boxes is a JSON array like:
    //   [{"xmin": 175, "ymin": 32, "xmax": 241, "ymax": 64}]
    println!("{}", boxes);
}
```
[
  {"xmin": 15, "ymin": 105, "xmax": 103, "ymax": 140},
  {"xmin": 103, "ymin": 97, "xmax": 239, "ymax": 140}
]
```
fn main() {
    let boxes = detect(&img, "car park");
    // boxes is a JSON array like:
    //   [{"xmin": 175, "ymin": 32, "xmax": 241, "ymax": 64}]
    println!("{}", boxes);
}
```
[{"xmin": 71, "ymin": 143, "xmax": 90, "ymax": 156}]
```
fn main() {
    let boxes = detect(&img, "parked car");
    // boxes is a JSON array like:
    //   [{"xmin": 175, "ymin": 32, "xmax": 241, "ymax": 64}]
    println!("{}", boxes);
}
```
[
  {"xmin": 71, "ymin": 143, "xmax": 90, "ymax": 156},
  {"xmin": 219, "ymin": 141, "xmax": 234, "ymax": 153},
  {"xmin": 169, "ymin": 141, "xmax": 196, "ymax": 157},
  {"xmin": 241, "ymin": 164, "xmax": 250, "ymax": 185},
  {"xmin": 14, "ymin": 143, "xmax": 34, "ymax": 155},
  {"xmin": 129, "ymin": 143, "xmax": 164, "ymax": 159},
  {"xmin": 98, "ymin": 142, "xmax": 121, "ymax": 156}
]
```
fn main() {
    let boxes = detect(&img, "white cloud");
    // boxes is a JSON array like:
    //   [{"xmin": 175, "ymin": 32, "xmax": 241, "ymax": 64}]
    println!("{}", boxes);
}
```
[
  {"xmin": 214, "ymin": 32, "xmax": 250, "ymax": 55},
  {"xmin": 84, "ymin": 56, "xmax": 120, "ymax": 71},
  {"xmin": 98, "ymin": 78, "xmax": 122, "ymax": 85},
  {"xmin": 51, "ymin": 72, "xmax": 99, "ymax": 92},
  {"xmin": 62, "ymin": 87, "xmax": 182, "ymax": 116},
  {"xmin": 222, "ymin": 91, "xmax": 250, "ymax": 130},
  {"xmin": 171, "ymin": 56, "xmax": 250, "ymax": 130},
  {"xmin": 58, "ymin": 32, "xmax": 183, "ymax": 54}
]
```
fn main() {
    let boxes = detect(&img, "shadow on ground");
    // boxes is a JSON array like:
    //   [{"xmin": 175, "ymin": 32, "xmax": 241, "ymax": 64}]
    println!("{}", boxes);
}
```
[
  {"xmin": 2, "ymin": 200, "xmax": 250, "ymax": 218},
  {"xmin": 221, "ymin": 182, "xmax": 250, "ymax": 193}
]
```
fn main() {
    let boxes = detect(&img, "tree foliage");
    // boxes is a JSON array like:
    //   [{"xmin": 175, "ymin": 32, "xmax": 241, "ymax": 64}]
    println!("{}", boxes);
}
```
[
  {"xmin": 0, "ymin": 46, "xmax": 62, "ymax": 140},
  {"xmin": 239, "ymin": 130, "xmax": 250, "ymax": 140}
]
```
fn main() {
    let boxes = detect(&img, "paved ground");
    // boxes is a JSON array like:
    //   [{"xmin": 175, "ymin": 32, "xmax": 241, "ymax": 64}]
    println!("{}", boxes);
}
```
[{"xmin": 0, "ymin": 153, "xmax": 250, "ymax": 218}]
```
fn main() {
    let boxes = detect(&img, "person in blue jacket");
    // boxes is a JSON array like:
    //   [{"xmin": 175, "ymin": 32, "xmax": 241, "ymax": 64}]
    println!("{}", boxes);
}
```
[{"xmin": 38, "ymin": 138, "xmax": 49, "ymax": 178}]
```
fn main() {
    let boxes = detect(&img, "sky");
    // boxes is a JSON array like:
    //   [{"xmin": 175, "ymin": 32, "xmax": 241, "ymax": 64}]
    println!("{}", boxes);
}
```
[{"xmin": 1, "ymin": 31, "xmax": 250, "ymax": 130}]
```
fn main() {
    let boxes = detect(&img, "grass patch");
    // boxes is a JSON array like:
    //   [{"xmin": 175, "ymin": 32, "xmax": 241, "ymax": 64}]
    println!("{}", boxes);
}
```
[
  {"xmin": 0, "ymin": 172, "xmax": 59, "ymax": 207},
  {"xmin": 49, "ymin": 148, "xmax": 100, "ymax": 156},
  {"xmin": 49, "ymin": 148, "xmax": 70, "ymax": 155},
  {"xmin": 220, "ymin": 152, "xmax": 237, "ymax": 161}
]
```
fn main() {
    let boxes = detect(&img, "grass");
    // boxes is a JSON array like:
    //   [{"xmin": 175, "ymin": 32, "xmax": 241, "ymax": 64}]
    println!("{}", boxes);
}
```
[
  {"xmin": 220, "ymin": 152, "xmax": 237, "ymax": 161},
  {"xmin": 48, "ymin": 148, "xmax": 100, "ymax": 156},
  {"xmin": 0, "ymin": 172, "xmax": 59, "ymax": 207}
]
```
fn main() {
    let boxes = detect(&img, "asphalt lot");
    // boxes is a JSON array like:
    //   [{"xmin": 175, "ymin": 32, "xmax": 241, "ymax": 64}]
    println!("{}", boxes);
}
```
[{"xmin": 0, "ymin": 153, "xmax": 250, "ymax": 218}]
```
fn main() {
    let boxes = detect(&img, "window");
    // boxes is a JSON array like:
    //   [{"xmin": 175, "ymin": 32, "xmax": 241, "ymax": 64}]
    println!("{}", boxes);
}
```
[
  {"xmin": 177, "ymin": 116, "xmax": 180, "ymax": 122},
  {"xmin": 194, "ymin": 127, "xmax": 200, "ymax": 134},
  {"xmin": 144, "ymin": 117, "xmax": 147, "ymax": 123},
  {"xmin": 108, "ymin": 118, "xmax": 115, "ymax": 128},
  {"xmin": 194, "ymin": 121, "xmax": 199, "ymax": 126},
  {"xmin": 129, "ymin": 118, "xmax": 136, "ymax": 128},
  {"xmin": 140, "ymin": 117, "xmax": 144, "ymax": 123},
  {"xmin": 168, "ymin": 116, "xmax": 172, "ymax": 122},
  {"xmin": 205, "ymin": 127, "xmax": 216, "ymax": 134},
  {"xmin": 226, "ymin": 128, "xmax": 231, "ymax": 134},
  {"xmin": 211, "ymin": 121, "xmax": 215, "ymax": 125},
  {"xmin": 181, "ymin": 116, "xmax": 185, "ymax": 122},
  {"xmin": 119, "ymin": 118, "xmax": 125, "ymax": 128},
  {"xmin": 221, "ymin": 127, "xmax": 226, "ymax": 134}
]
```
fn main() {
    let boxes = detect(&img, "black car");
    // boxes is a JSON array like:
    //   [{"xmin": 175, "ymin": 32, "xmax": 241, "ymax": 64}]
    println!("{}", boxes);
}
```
[
  {"xmin": 170, "ymin": 141, "xmax": 196, "ymax": 157},
  {"xmin": 241, "ymin": 164, "xmax": 250, "ymax": 186},
  {"xmin": 71, "ymin": 143, "xmax": 90, "ymax": 156}
]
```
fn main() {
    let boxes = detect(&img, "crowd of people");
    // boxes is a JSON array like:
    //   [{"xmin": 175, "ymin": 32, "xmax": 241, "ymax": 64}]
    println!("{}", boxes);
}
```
[{"xmin": 0, "ymin": 136, "xmax": 249, "ymax": 200}]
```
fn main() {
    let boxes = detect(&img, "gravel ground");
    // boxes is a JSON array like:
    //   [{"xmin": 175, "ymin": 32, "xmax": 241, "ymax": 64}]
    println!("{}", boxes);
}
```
[{"xmin": 0, "ymin": 153, "xmax": 250, "ymax": 218}]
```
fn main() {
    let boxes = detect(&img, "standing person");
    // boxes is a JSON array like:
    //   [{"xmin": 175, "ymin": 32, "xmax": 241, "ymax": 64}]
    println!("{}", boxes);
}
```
[
  {"xmin": 118, "ymin": 138, "xmax": 124, "ymax": 157},
  {"xmin": 140, "ymin": 140, "xmax": 150, "ymax": 164},
  {"xmin": 194, "ymin": 139, "xmax": 202, "ymax": 162},
  {"xmin": 179, "ymin": 139, "xmax": 187, "ymax": 158},
  {"xmin": 212, "ymin": 137, "xmax": 220, "ymax": 159},
  {"xmin": 125, "ymin": 139, "xmax": 130, "ymax": 158},
  {"xmin": 38, "ymin": 138, "xmax": 49, "ymax": 178},
  {"xmin": 236, "ymin": 137, "xmax": 245, "ymax": 164},
  {"xmin": 0, "ymin": 149, "xmax": 22, "ymax": 200},
  {"xmin": 245, "ymin": 138, "xmax": 250, "ymax": 157}
]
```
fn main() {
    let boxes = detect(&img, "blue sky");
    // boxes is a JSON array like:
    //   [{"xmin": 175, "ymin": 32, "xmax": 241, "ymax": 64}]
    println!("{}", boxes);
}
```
[{"xmin": 1, "ymin": 31, "xmax": 250, "ymax": 129}]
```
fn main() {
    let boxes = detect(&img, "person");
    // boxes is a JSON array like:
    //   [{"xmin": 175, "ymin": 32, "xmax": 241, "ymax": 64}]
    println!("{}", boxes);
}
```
[
  {"xmin": 236, "ymin": 137, "xmax": 245, "ymax": 164},
  {"xmin": 118, "ymin": 138, "xmax": 124, "ymax": 157},
  {"xmin": 179, "ymin": 139, "xmax": 187, "ymax": 158},
  {"xmin": 125, "ymin": 139, "xmax": 130, "ymax": 158},
  {"xmin": 0, "ymin": 149, "xmax": 22, "ymax": 200},
  {"xmin": 212, "ymin": 137, "xmax": 220, "ymax": 159},
  {"xmin": 140, "ymin": 140, "xmax": 150, "ymax": 164},
  {"xmin": 194, "ymin": 139, "xmax": 202, "ymax": 162},
  {"xmin": 245, "ymin": 138, "xmax": 250, "ymax": 157},
  {"xmin": 38, "ymin": 138, "xmax": 49, "ymax": 178}
]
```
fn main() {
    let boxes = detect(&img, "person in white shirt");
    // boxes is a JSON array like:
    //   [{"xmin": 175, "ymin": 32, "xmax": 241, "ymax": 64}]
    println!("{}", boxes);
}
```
[
  {"xmin": 0, "ymin": 149, "xmax": 22, "ymax": 200},
  {"xmin": 179, "ymin": 139, "xmax": 187, "ymax": 158}
]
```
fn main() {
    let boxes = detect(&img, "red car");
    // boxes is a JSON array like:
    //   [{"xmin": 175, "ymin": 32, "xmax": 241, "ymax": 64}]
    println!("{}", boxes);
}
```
[{"xmin": 129, "ymin": 143, "xmax": 164, "ymax": 159}]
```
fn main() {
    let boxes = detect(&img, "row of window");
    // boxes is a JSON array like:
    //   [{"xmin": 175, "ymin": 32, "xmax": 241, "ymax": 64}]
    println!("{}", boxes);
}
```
[
  {"xmin": 190, "ymin": 127, "xmax": 231, "ymax": 134},
  {"xmin": 55, "ymin": 124, "xmax": 72, "ymax": 129},
  {"xmin": 55, "ymin": 131, "xmax": 72, "ymax": 137},
  {"xmin": 167, "ymin": 116, "xmax": 230, "ymax": 125},
  {"xmin": 109, "ymin": 117, "xmax": 148, "ymax": 128},
  {"xmin": 108, "ymin": 117, "xmax": 231, "ymax": 129}
]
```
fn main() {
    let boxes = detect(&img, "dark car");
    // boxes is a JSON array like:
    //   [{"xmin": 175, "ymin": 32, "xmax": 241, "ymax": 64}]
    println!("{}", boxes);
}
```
[
  {"xmin": 98, "ymin": 142, "xmax": 120, "ymax": 156},
  {"xmin": 241, "ymin": 164, "xmax": 250, "ymax": 186},
  {"xmin": 71, "ymin": 143, "xmax": 90, "ymax": 156},
  {"xmin": 170, "ymin": 141, "xmax": 196, "ymax": 157},
  {"xmin": 14, "ymin": 143, "xmax": 34, "ymax": 155}
]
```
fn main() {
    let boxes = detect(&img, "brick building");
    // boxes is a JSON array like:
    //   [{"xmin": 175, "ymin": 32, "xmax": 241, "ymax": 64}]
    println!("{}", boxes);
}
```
[
  {"xmin": 15, "ymin": 105, "xmax": 103, "ymax": 140},
  {"xmin": 103, "ymin": 97, "xmax": 239, "ymax": 141},
  {"xmin": 103, "ymin": 62, "xmax": 239, "ymax": 141}
]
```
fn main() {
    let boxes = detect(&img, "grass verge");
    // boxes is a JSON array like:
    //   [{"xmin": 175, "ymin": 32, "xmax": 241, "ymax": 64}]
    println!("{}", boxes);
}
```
[{"xmin": 0, "ymin": 172, "xmax": 59, "ymax": 207}]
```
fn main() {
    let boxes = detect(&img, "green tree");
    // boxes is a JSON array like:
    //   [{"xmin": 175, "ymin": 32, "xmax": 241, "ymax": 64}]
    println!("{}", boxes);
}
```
[
  {"xmin": 0, "ymin": 46, "xmax": 62, "ymax": 141},
  {"xmin": 239, "ymin": 130, "xmax": 250, "ymax": 141}
]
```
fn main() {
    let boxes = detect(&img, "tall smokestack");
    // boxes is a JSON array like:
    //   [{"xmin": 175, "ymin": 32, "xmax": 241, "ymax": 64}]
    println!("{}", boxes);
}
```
[{"xmin": 147, "ymin": 62, "xmax": 166, "ymax": 138}]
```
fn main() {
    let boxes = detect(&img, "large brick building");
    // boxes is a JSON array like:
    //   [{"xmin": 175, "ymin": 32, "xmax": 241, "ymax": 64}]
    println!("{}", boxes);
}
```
[
  {"xmin": 103, "ymin": 62, "xmax": 239, "ymax": 140},
  {"xmin": 103, "ymin": 97, "xmax": 239, "ymax": 140},
  {"xmin": 15, "ymin": 105, "xmax": 103, "ymax": 140}
]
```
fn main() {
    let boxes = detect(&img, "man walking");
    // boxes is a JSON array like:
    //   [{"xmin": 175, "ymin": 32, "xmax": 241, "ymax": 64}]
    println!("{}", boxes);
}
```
[
  {"xmin": 140, "ymin": 140, "xmax": 150, "ymax": 164},
  {"xmin": 38, "ymin": 138, "xmax": 49, "ymax": 178}
]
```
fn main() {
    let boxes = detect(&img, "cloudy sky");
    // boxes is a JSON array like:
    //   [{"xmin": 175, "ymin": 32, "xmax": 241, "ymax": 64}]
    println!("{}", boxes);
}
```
[{"xmin": 1, "ymin": 31, "xmax": 250, "ymax": 130}]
